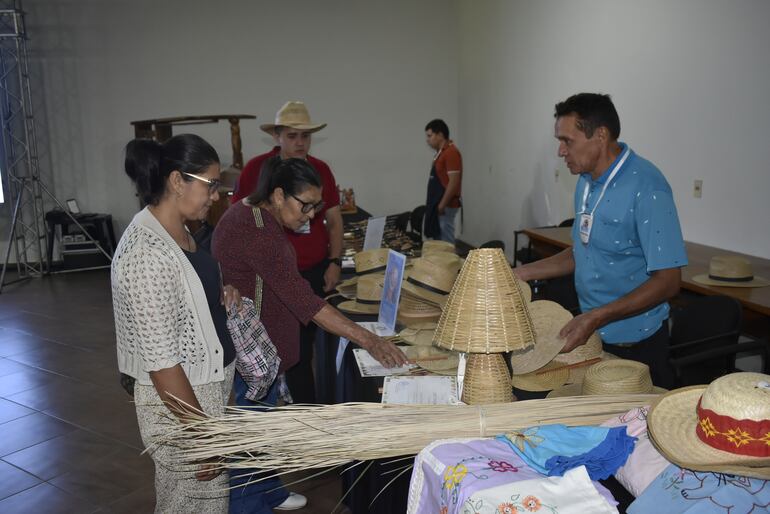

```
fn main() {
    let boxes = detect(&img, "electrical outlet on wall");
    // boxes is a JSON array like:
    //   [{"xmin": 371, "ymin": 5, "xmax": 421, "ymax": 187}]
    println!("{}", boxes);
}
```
[{"xmin": 693, "ymin": 180, "xmax": 703, "ymax": 198}]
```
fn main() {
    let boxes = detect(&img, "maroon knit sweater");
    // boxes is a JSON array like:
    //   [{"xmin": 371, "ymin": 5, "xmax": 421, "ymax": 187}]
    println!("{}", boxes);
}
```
[{"xmin": 212, "ymin": 203, "xmax": 326, "ymax": 372}]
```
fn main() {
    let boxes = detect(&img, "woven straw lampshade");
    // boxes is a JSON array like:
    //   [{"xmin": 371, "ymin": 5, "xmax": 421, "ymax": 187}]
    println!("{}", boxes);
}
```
[
  {"xmin": 434, "ymin": 248, "xmax": 535, "ymax": 354},
  {"xmin": 462, "ymin": 353, "xmax": 514, "ymax": 404}
]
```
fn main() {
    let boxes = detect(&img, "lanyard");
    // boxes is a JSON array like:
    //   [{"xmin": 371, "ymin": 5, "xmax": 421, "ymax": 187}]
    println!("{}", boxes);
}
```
[{"xmin": 580, "ymin": 147, "xmax": 631, "ymax": 215}]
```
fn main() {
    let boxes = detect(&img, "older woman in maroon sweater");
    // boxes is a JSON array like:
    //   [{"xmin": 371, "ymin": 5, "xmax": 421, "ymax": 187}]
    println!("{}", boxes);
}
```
[{"xmin": 212, "ymin": 157, "xmax": 406, "ymax": 377}]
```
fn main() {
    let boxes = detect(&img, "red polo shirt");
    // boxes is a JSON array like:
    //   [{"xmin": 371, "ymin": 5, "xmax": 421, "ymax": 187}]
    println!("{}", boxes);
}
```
[
  {"xmin": 232, "ymin": 147, "xmax": 341, "ymax": 271},
  {"xmin": 434, "ymin": 141, "xmax": 463, "ymax": 208}
]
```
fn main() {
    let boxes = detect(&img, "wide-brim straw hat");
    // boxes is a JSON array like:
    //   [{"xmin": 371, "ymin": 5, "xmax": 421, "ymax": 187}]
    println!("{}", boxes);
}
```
[
  {"xmin": 692, "ymin": 255, "xmax": 770, "ymax": 288},
  {"xmin": 435, "ymin": 248, "xmax": 535, "ymax": 354},
  {"xmin": 511, "ymin": 361, "xmax": 571, "ymax": 392},
  {"xmin": 401, "ymin": 253, "xmax": 463, "ymax": 306},
  {"xmin": 647, "ymin": 372, "xmax": 770, "ymax": 479},
  {"xmin": 260, "ymin": 101, "xmax": 327, "ymax": 134},
  {"xmin": 402, "ymin": 345, "xmax": 459, "ymax": 373},
  {"xmin": 354, "ymin": 248, "xmax": 390, "ymax": 275},
  {"xmin": 546, "ymin": 359, "xmax": 667, "ymax": 398},
  {"xmin": 399, "ymin": 324, "xmax": 437, "ymax": 346},
  {"xmin": 338, "ymin": 274, "xmax": 382, "ymax": 315},
  {"xmin": 462, "ymin": 353, "xmax": 514, "ymax": 405},
  {"xmin": 422, "ymin": 240, "xmax": 455, "ymax": 255},
  {"xmin": 563, "ymin": 351, "xmax": 620, "ymax": 385},
  {"xmin": 398, "ymin": 310, "xmax": 442, "ymax": 327},
  {"xmin": 517, "ymin": 277, "xmax": 532, "ymax": 303},
  {"xmin": 510, "ymin": 300, "xmax": 571, "ymax": 375}
]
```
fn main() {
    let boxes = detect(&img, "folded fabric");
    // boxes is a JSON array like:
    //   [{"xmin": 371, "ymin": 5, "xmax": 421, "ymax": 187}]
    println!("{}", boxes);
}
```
[
  {"xmin": 628, "ymin": 464, "xmax": 770, "ymax": 513},
  {"xmin": 462, "ymin": 465, "xmax": 619, "ymax": 514},
  {"xmin": 601, "ymin": 406, "xmax": 670, "ymax": 497},
  {"xmin": 496, "ymin": 424, "xmax": 637, "ymax": 480}
]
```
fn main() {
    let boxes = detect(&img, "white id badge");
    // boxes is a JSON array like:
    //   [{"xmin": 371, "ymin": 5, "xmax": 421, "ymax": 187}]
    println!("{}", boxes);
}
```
[
  {"xmin": 294, "ymin": 220, "xmax": 311, "ymax": 234},
  {"xmin": 578, "ymin": 213, "xmax": 593, "ymax": 244}
]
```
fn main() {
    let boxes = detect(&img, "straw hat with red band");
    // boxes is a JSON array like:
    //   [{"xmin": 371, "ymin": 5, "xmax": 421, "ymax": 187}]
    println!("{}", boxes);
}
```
[{"xmin": 647, "ymin": 372, "xmax": 770, "ymax": 479}]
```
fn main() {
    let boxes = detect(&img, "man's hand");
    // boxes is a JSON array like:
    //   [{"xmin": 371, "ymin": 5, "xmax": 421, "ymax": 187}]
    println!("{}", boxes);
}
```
[
  {"xmin": 437, "ymin": 204, "xmax": 446, "ymax": 215},
  {"xmin": 366, "ymin": 338, "xmax": 408, "ymax": 368},
  {"xmin": 323, "ymin": 262, "xmax": 341, "ymax": 292},
  {"xmin": 558, "ymin": 311, "xmax": 602, "ymax": 353}
]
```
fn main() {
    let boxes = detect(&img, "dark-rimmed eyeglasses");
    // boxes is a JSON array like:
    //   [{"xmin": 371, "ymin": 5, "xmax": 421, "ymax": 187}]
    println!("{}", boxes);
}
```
[
  {"xmin": 290, "ymin": 194, "xmax": 325, "ymax": 214},
  {"xmin": 182, "ymin": 172, "xmax": 221, "ymax": 194}
]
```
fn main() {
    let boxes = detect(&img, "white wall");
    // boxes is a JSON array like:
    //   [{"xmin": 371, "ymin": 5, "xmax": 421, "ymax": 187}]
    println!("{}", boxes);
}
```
[
  {"xmin": 19, "ymin": 0, "xmax": 459, "ymax": 237},
  {"xmin": 457, "ymin": 0, "xmax": 770, "ymax": 259}
]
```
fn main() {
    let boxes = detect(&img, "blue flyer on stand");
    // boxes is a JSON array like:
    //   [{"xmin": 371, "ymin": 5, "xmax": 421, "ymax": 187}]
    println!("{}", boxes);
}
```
[{"xmin": 378, "ymin": 249, "xmax": 406, "ymax": 334}]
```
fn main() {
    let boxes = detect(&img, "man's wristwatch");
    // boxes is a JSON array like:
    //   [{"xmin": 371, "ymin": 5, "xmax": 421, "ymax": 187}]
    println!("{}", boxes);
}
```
[{"xmin": 328, "ymin": 257, "xmax": 342, "ymax": 267}]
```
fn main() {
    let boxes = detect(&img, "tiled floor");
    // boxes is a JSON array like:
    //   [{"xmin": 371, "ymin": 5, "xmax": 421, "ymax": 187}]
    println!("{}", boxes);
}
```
[{"xmin": 0, "ymin": 270, "xmax": 346, "ymax": 513}]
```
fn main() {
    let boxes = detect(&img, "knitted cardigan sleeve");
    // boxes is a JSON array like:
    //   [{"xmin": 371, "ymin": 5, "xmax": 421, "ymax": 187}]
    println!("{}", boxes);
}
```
[{"xmin": 113, "ymin": 228, "xmax": 185, "ymax": 373}]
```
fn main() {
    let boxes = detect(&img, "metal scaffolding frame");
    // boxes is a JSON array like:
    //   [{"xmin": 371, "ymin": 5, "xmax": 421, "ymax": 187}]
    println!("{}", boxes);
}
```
[{"xmin": 0, "ymin": 1, "xmax": 111, "ymax": 293}]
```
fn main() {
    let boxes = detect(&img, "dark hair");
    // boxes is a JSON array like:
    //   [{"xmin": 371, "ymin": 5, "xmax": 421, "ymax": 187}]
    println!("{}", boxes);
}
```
[
  {"xmin": 248, "ymin": 156, "xmax": 321, "ymax": 205},
  {"xmin": 554, "ymin": 93, "xmax": 620, "ymax": 140},
  {"xmin": 424, "ymin": 119, "xmax": 450, "ymax": 139},
  {"xmin": 124, "ymin": 133, "xmax": 219, "ymax": 206}
]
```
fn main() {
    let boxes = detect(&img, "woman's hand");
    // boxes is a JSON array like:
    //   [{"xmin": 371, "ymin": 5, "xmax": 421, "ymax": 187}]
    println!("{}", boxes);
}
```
[
  {"xmin": 367, "ymin": 337, "xmax": 409, "ymax": 368},
  {"xmin": 221, "ymin": 285, "xmax": 242, "ymax": 311}
]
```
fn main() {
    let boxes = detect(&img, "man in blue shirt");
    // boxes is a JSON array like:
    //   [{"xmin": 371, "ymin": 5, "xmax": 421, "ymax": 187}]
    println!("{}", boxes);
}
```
[{"xmin": 514, "ymin": 93, "xmax": 687, "ymax": 387}]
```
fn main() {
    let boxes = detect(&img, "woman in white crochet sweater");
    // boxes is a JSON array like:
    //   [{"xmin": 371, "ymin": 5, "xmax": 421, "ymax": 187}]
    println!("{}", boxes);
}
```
[{"xmin": 112, "ymin": 134, "xmax": 240, "ymax": 513}]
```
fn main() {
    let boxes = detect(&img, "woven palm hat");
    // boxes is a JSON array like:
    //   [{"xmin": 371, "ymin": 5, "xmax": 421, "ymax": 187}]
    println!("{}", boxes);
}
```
[
  {"xmin": 422, "ymin": 240, "xmax": 455, "ymax": 255},
  {"xmin": 434, "ymin": 249, "xmax": 535, "ymax": 354},
  {"xmin": 397, "ymin": 294, "xmax": 443, "ymax": 326},
  {"xmin": 337, "ymin": 274, "xmax": 382, "ymax": 315},
  {"xmin": 462, "ymin": 353, "xmax": 514, "ymax": 405},
  {"xmin": 354, "ymin": 248, "xmax": 390, "ymax": 275},
  {"xmin": 260, "ymin": 101, "xmax": 327, "ymax": 134},
  {"xmin": 517, "ymin": 277, "xmax": 532, "ymax": 303},
  {"xmin": 401, "ymin": 345, "xmax": 459, "ymax": 373},
  {"xmin": 511, "ymin": 361, "xmax": 571, "ymax": 392},
  {"xmin": 510, "ymin": 300, "xmax": 570, "ymax": 375},
  {"xmin": 546, "ymin": 359, "xmax": 667, "ymax": 398},
  {"xmin": 401, "ymin": 253, "xmax": 463, "ymax": 307},
  {"xmin": 399, "ymin": 323, "xmax": 437, "ymax": 346},
  {"xmin": 693, "ymin": 255, "xmax": 770, "ymax": 288},
  {"xmin": 563, "ymin": 351, "xmax": 620, "ymax": 385},
  {"xmin": 647, "ymin": 372, "xmax": 770, "ymax": 479}
]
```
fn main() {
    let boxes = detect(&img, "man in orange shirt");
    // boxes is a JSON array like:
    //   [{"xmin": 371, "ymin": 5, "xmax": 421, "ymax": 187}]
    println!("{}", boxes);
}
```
[{"xmin": 424, "ymin": 119, "xmax": 462, "ymax": 243}]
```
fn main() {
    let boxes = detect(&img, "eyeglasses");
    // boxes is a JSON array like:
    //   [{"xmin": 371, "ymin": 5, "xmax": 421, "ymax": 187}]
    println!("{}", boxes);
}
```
[
  {"xmin": 182, "ymin": 172, "xmax": 221, "ymax": 193},
  {"xmin": 290, "ymin": 194, "xmax": 325, "ymax": 214}
]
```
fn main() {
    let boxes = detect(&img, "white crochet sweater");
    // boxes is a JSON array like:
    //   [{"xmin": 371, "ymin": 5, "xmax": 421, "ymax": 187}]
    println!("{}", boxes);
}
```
[{"xmin": 112, "ymin": 207, "xmax": 225, "ymax": 386}]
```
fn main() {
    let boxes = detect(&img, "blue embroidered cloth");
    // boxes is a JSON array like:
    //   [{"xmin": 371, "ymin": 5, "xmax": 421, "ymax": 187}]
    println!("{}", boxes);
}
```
[
  {"xmin": 496, "ymin": 424, "xmax": 637, "ymax": 480},
  {"xmin": 628, "ymin": 464, "xmax": 770, "ymax": 513}
]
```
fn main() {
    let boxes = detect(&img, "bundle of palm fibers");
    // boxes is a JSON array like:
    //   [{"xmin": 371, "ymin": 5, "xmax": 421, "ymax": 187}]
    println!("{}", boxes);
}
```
[{"xmin": 153, "ymin": 395, "xmax": 657, "ymax": 474}]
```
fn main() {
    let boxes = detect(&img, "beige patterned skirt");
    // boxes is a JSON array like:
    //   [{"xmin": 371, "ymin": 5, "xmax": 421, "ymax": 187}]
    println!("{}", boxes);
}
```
[{"xmin": 134, "ymin": 363, "xmax": 235, "ymax": 513}]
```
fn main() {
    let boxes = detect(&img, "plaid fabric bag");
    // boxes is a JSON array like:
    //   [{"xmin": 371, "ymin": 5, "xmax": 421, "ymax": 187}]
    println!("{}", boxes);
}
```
[{"xmin": 226, "ymin": 297, "xmax": 281, "ymax": 402}]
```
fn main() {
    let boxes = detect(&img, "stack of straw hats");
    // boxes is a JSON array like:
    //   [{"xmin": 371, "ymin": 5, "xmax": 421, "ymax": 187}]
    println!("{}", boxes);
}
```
[
  {"xmin": 510, "ymin": 300, "xmax": 617, "ymax": 392},
  {"xmin": 401, "ymin": 345, "xmax": 460, "ymax": 375},
  {"xmin": 336, "ymin": 248, "xmax": 390, "ymax": 299},
  {"xmin": 647, "ymin": 372, "xmax": 770, "ymax": 479},
  {"xmin": 434, "ymin": 248, "xmax": 535, "ymax": 405},
  {"xmin": 545, "ymin": 359, "xmax": 666, "ymax": 398},
  {"xmin": 398, "ymin": 252, "xmax": 463, "ymax": 326},
  {"xmin": 421, "ymin": 240, "xmax": 455, "ymax": 255},
  {"xmin": 337, "ymin": 275, "xmax": 383, "ymax": 315}
]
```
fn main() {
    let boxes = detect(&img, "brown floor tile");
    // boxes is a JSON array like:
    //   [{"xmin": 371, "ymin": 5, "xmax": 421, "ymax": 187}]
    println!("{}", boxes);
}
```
[
  {"xmin": 0, "ymin": 331, "xmax": 58, "ymax": 358},
  {"xmin": 4, "ymin": 376, "xmax": 95, "ymax": 411},
  {"xmin": 0, "ymin": 357, "xmax": 30, "ymax": 378},
  {"xmin": 0, "ymin": 367, "xmax": 66, "ymax": 397},
  {"xmin": 48, "ymin": 446, "xmax": 155, "ymax": 508},
  {"xmin": 102, "ymin": 485, "xmax": 155, "ymax": 514},
  {"xmin": 0, "ymin": 460, "xmax": 41, "ymax": 500},
  {"xmin": 0, "ymin": 397, "xmax": 36, "ymax": 424},
  {"xmin": 0, "ymin": 481, "xmax": 97, "ymax": 514},
  {"xmin": 0, "ymin": 411, "xmax": 78, "ymax": 457},
  {"xmin": 2, "ymin": 428, "xmax": 125, "ymax": 481}
]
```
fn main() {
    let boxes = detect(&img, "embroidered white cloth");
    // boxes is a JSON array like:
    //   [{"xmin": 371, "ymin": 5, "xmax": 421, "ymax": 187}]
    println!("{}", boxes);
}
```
[{"xmin": 462, "ymin": 465, "xmax": 619, "ymax": 514}]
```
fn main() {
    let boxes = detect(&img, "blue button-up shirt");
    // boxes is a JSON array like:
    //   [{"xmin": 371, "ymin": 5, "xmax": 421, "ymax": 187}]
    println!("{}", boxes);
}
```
[{"xmin": 571, "ymin": 143, "xmax": 688, "ymax": 344}]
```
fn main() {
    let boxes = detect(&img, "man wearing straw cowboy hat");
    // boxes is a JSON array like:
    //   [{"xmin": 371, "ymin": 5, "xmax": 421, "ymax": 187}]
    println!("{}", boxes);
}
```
[
  {"xmin": 514, "ymin": 93, "xmax": 687, "ymax": 388},
  {"xmin": 233, "ymin": 101, "xmax": 343, "ymax": 405}
]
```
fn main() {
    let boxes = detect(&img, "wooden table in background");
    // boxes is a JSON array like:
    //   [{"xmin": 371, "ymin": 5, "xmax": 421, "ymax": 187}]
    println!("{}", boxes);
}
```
[{"xmin": 521, "ymin": 227, "xmax": 770, "ymax": 338}]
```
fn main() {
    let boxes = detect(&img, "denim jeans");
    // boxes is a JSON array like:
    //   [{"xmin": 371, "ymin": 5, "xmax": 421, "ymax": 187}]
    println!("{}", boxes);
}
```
[
  {"xmin": 229, "ymin": 373, "xmax": 290, "ymax": 514},
  {"xmin": 439, "ymin": 207, "xmax": 459, "ymax": 244}
]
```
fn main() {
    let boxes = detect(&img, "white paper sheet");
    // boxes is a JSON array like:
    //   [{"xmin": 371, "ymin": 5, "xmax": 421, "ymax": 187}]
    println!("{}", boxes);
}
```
[
  {"xmin": 363, "ymin": 216, "xmax": 386, "ymax": 250},
  {"xmin": 336, "ymin": 322, "xmax": 395, "ymax": 374},
  {"xmin": 381, "ymin": 376, "xmax": 459, "ymax": 405},
  {"xmin": 353, "ymin": 348, "xmax": 415, "ymax": 377}
]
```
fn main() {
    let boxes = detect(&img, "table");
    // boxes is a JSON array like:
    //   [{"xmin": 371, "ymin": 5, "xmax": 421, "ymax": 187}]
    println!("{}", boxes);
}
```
[
  {"xmin": 519, "ymin": 227, "xmax": 770, "ymax": 338},
  {"xmin": 45, "ymin": 211, "xmax": 117, "ymax": 271}
]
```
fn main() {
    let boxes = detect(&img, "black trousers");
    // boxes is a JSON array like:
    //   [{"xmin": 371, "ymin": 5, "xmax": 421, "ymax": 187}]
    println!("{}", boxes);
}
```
[
  {"xmin": 285, "ymin": 259, "xmax": 328, "ymax": 404},
  {"xmin": 602, "ymin": 323, "xmax": 674, "ymax": 389}
]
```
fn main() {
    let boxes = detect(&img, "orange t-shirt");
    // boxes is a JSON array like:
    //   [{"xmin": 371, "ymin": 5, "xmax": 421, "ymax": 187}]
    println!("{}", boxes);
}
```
[{"xmin": 434, "ymin": 141, "xmax": 462, "ymax": 208}]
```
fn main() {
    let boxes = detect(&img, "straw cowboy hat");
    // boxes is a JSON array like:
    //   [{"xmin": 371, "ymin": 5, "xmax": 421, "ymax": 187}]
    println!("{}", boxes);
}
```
[
  {"xmin": 422, "ymin": 240, "xmax": 455, "ymax": 255},
  {"xmin": 335, "ymin": 248, "xmax": 390, "ymax": 293},
  {"xmin": 648, "ymin": 372, "xmax": 770, "ymax": 479},
  {"xmin": 693, "ymin": 255, "xmax": 770, "ymax": 288},
  {"xmin": 398, "ymin": 323, "xmax": 438, "ymax": 346},
  {"xmin": 260, "ymin": 101, "xmax": 327, "ymax": 134},
  {"xmin": 401, "ymin": 345, "xmax": 459, "ymax": 373},
  {"xmin": 546, "ymin": 359, "xmax": 667, "ymax": 398},
  {"xmin": 338, "ymin": 275, "xmax": 382, "ymax": 315},
  {"xmin": 510, "ymin": 301, "xmax": 572, "ymax": 375},
  {"xmin": 397, "ymin": 293, "xmax": 443, "ymax": 326},
  {"xmin": 402, "ymin": 252, "xmax": 463, "ymax": 307},
  {"xmin": 511, "ymin": 361, "xmax": 571, "ymax": 392}
]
